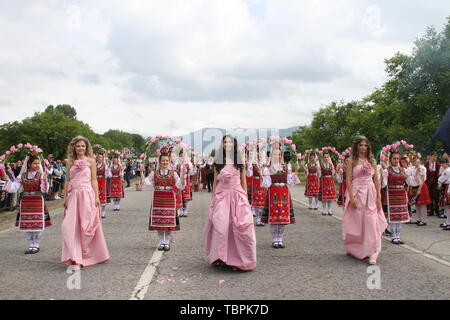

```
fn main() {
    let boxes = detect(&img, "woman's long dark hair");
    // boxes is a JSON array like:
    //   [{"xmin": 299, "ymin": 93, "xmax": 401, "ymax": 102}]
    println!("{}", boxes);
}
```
[{"xmin": 214, "ymin": 135, "xmax": 243, "ymax": 173}]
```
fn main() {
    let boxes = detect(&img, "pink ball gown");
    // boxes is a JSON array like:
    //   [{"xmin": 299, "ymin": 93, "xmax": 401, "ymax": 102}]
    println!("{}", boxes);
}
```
[
  {"xmin": 204, "ymin": 164, "xmax": 257, "ymax": 271},
  {"xmin": 342, "ymin": 160, "xmax": 387, "ymax": 261},
  {"xmin": 61, "ymin": 157, "xmax": 110, "ymax": 266}
]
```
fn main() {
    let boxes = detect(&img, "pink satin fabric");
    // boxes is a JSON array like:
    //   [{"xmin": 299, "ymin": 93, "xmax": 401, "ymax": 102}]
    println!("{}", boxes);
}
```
[
  {"xmin": 61, "ymin": 157, "xmax": 110, "ymax": 266},
  {"xmin": 342, "ymin": 161, "xmax": 387, "ymax": 261},
  {"xmin": 204, "ymin": 165, "xmax": 257, "ymax": 270}
]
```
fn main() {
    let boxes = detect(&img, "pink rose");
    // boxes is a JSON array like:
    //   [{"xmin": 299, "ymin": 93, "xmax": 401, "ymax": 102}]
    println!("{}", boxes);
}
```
[
  {"xmin": 410, "ymin": 144, "xmax": 414, "ymax": 149},
  {"xmin": 10, "ymin": 146, "xmax": 16, "ymax": 152},
  {"xmin": 156, "ymin": 149, "xmax": 161, "ymax": 154},
  {"xmin": 17, "ymin": 144, "xmax": 23, "ymax": 149},
  {"xmin": 417, "ymin": 153, "xmax": 421, "ymax": 158},
  {"xmin": 25, "ymin": 143, "xmax": 32, "ymax": 149},
  {"xmin": 296, "ymin": 154, "xmax": 302, "ymax": 160},
  {"xmin": 291, "ymin": 144, "xmax": 296, "ymax": 151},
  {"xmin": 5, "ymin": 151, "xmax": 10, "ymax": 155}
]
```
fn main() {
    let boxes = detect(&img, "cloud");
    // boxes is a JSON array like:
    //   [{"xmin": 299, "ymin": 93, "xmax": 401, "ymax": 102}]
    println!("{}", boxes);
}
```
[{"xmin": 0, "ymin": 0, "xmax": 449, "ymax": 138}]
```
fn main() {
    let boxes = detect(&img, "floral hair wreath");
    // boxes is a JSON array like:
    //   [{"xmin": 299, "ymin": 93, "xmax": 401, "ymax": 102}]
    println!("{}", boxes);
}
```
[
  {"xmin": 380, "ymin": 140, "xmax": 420, "ymax": 163},
  {"xmin": 0, "ymin": 143, "xmax": 45, "ymax": 170}
]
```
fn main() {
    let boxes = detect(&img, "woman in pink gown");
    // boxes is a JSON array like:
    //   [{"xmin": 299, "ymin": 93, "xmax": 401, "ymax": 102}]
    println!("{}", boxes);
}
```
[
  {"xmin": 61, "ymin": 136, "xmax": 110, "ymax": 269},
  {"xmin": 204, "ymin": 135, "xmax": 257, "ymax": 271},
  {"xmin": 342, "ymin": 136, "xmax": 387, "ymax": 265}
]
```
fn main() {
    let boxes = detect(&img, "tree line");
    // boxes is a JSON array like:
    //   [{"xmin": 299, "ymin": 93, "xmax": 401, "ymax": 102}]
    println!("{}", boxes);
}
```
[
  {"xmin": 0, "ymin": 105, "xmax": 147, "ymax": 160},
  {"xmin": 291, "ymin": 17, "xmax": 450, "ymax": 156}
]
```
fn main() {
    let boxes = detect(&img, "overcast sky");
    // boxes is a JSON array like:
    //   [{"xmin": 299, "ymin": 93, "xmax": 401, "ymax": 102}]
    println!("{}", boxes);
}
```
[{"xmin": 0, "ymin": 0, "xmax": 448, "ymax": 138}]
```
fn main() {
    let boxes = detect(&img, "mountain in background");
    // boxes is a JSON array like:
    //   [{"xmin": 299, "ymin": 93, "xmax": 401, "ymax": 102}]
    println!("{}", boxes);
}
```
[{"xmin": 180, "ymin": 126, "xmax": 299, "ymax": 156}]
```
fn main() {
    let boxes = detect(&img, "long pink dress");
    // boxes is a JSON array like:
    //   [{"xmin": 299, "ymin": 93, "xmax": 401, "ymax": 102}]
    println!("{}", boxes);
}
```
[
  {"xmin": 204, "ymin": 164, "xmax": 257, "ymax": 271},
  {"xmin": 342, "ymin": 161, "xmax": 387, "ymax": 261},
  {"xmin": 61, "ymin": 157, "xmax": 110, "ymax": 266}
]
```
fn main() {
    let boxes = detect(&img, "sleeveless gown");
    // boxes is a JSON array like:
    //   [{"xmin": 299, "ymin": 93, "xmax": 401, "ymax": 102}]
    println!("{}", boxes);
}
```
[
  {"xmin": 204, "ymin": 165, "xmax": 257, "ymax": 270},
  {"xmin": 342, "ymin": 161, "xmax": 387, "ymax": 261},
  {"xmin": 61, "ymin": 157, "xmax": 110, "ymax": 266}
]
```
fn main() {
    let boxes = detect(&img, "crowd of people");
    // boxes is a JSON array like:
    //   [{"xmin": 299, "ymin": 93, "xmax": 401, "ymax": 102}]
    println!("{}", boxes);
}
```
[
  {"xmin": 0, "ymin": 155, "xmax": 146, "ymax": 212},
  {"xmin": 0, "ymin": 134, "xmax": 448, "ymax": 272}
]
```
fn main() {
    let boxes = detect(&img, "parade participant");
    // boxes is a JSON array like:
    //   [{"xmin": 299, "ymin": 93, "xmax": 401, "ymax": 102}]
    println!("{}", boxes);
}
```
[
  {"xmin": 261, "ymin": 143, "xmax": 300, "ymax": 249},
  {"xmin": 246, "ymin": 145, "xmax": 268, "ymax": 226},
  {"xmin": 438, "ymin": 157, "xmax": 450, "ymax": 230},
  {"xmin": 140, "ymin": 148, "xmax": 186, "ymax": 251},
  {"xmin": 191, "ymin": 156, "xmax": 200, "ymax": 192},
  {"xmin": 303, "ymin": 152, "xmax": 321, "ymax": 210},
  {"xmin": 61, "ymin": 136, "xmax": 110, "ymax": 269},
  {"xmin": 108, "ymin": 155, "xmax": 124, "ymax": 212},
  {"xmin": 438, "ymin": 157, "xmax": 449, "ymax": 218},
  {"xmin": 169, "ymin": 148, "xmax": 183, "ymax": 217},
  {"xmin": 407, "ymin": 157, "xmax": 432, "ymax": 226},
  {"xmin": 205, "ymin": 157, "xmax": 214, "ymax": 193},
  {"xmin": 342, "ymin": 136, "xmax": 387, "ymax": 265},
  {"xmin": 178, "ymin": 150, "xmax": 193, "ymax": 217},
  {"xmin": 424, "ymin": 152, "xmax": 440, "ymax": 216},
  {"xmin": 201, "ymin": 159, "xmax": 207, "ymax": 189},
  {"xmin": 2, "ymin": 154, "xmax": 52, "ymax": 254},
  {"xmin": 381, "ymin": 151, "xmax": 410, "ymax": 244},
  {"xmin": 205, "ymin": 135, "xmax": 256, "ymax": 271},
  {"xmin": 336, "ymin": 154, "xmax": 350, "ymax": 208},
  {"xmin": 96, "ymin": 152, "xmax": 110, "ymax": 218},
  {"xmin": 319, "ymin": 150, "xmax": 337, "ymax": 215}
]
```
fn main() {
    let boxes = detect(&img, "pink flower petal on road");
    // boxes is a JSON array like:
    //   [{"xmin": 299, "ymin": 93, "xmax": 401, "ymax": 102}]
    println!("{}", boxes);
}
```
[{"xmin": 219, "ymin": 280, "xmax": 225, "ymax": 285}]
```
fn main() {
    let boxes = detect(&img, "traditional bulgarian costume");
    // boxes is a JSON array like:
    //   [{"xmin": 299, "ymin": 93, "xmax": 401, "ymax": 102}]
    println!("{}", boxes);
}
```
[
  {"xmin": 381, "ymin": 165, "xmax": 410, "ymax": 243},
  {"xmin": 304, "ymin": 161, "xmax": 321, "ymax": 209},
  {"xmin": 97, "ymin": 161, "xmax": 110, "ymax": 218},
  {"xmin": 108, "ymin": 164, "xmax": 124, "ymax": 211},
  {"xmin": 261, "ymin": 163, "xmax": 299, "ymax": 248},
  {"xmin": 4, "ymin": 169, "xmax": 52, "ymax": 254},
  {"xmin": 319, "ymin": 161, "xmax": 337, "ymax": 215},
  {"xmin": 142, "ymin": 168, "xmax": 185, "ymax": 251}
]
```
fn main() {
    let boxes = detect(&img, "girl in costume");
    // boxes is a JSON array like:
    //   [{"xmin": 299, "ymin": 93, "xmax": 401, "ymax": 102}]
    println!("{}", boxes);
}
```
[
  {"xmin": 108, "ymin": 155, "xmax": 124, "ymax": 212},
  {"xmin": 141, "ymin": 148, "xmax": 186, "ymax": 251},
  {"xmin": 303, "ymin": 152, "xmax": 321, "ymax": 210},
  {"xmin": 381, "ymin": 151, "xmax": 410, "ymax": 244},
  {"xmin": 261, "ymin": 143, "xmax": 300, "ymax": 248},
  {"xmin": 169, "ymin": 148, "xmax": 183, "ymax": 217},
  {"xmin": 438, "ymin": 157, "xmax": 450, "ymax": 230},
  {"xmin": 205, "ymin": 135, "xmax": 256, "ymax": 270},
  {"xmin": 319, "ymin": 150, "xmax": 337, "ymax": 216},
  {"xmin": 61, "ymin": 136, "xmax": 110, "ymax": 269},
  {"xmin": 406, "ymin": 157, "xmax": 432, "ymax": 226},
  {"xmin": 96, "ymin": 152, "xmax": 110, "ymax": 218},
  {"xmin": 2, "ymin": 154, "xmax": 52, "ymax": 254},
  {"xmin": 336, "ymin": 154, "xmax": 350, "ymax": 208},
  {"xmin": 246, "ymin": 144, "xmax": 268, "ymax": 226}
]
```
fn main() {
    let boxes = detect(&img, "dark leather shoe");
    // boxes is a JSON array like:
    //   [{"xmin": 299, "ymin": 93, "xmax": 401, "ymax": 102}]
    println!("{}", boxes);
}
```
[{"xmin": 272, "ymin": 242, "xmax": 279, "ymax": 249}]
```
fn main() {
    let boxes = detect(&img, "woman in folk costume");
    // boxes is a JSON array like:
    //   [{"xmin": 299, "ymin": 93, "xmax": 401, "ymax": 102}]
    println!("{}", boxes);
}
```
[
  {"xmin": 140, "ymin": 148, "xmax": 186, "ymax": 251},
  {"xmin": 319, "ymin": 150, "xmax": 337, "ymax": 216},
  {"xmin": 406, "ymin": 157, "xmax": 432, "ymax": 226},
  {"xmin": 205, "ymin": 135, "xmax": 256, "ymax": 271},
  {"xmin": 302, "ymin": 152, "xmax": 321, "ymax": 210},
  {"xmin": 342, "ymin": 136, "xmax": 387, "ymax": 265},
  {"xmin": 108, "ymin": 155, "xmax": 124, "ymax": 212},
  {"xmin": 96, "ymin": 152, "xmax": 110, "ymax": 218},
  {"xmin": 381, "ymin": 151, "xmax": 410, "ymax": 244},
  {"xmin": 178, "ymin": 149, "xmax": 194, "ymax": 217},
  {"xmin": 169, "ymin": 147, "xmax": 183, "ymax": 217},
  {"xmin": 336, "ymin": 154, "xmax": 350, "ymax": 208},
  {"xmin": 438, "ymin": 157, "xmax": 450, "ymax": 230},
  {"xmin": 261, "ymin": 142, "xmax": 300, "ymax": 249},
  {"xmin": 61, "ymin": 136, "xmax": 110, "ymax": 269},
  {"xmin": 244, "ymin": 145, "xmax": 254, "ymax": 209},
  {"xmin": 246, "ymin": 143, "xmax": 269, "ymax": 226},
  {"xmin": 2, "ymin": 153, "xmax": 52, "ymax": 254},
  {"xmin": 191, "ymin": 155, "xmax": 200, "ymax": 192}
]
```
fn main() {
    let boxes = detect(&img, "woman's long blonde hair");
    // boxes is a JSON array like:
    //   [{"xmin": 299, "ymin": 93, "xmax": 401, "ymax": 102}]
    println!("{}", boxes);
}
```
[
  {"xmin": 67, "ymin": 136, "xmax": 93, "ymax": 163},
  {"xmin": 350, "ymin": 136, "xmax": 376, "ymax": 167}
]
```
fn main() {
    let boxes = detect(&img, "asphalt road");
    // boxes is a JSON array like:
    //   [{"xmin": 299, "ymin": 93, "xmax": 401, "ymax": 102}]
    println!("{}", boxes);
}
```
[{"xmin": 0, "ymin": 184, "xmax": 449, "ymax": 300}]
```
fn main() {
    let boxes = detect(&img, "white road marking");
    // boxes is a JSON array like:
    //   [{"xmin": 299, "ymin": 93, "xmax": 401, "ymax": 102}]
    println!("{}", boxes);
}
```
[
  {"xmin": 293, "ymin": 199, "xmax": 450, "ymax": 268},
  {"xmin": 130, "ymin": 249, "xmax": 164, "ymax": 300}
]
